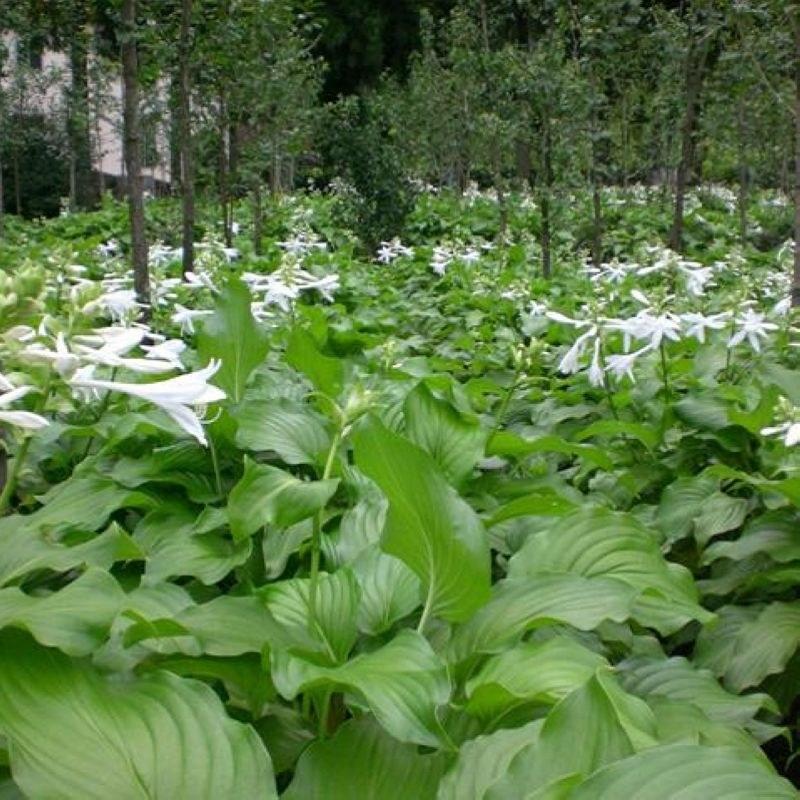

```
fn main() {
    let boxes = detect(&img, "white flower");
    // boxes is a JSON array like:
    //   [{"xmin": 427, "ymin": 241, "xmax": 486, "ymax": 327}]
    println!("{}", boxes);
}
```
[
  {"xmin": 679, "ymin": 263, "xmax": 714, "ymax": 297},
  {"xmin": 141, "ymin": 339, "xmax": 186, "ymax": 369},
  {"xmin": 773, "ymin": 297, "xmax": 792, "ymax": 317},
  {"xmin": 99, "ymin": 289, "xmax": 141, "ymax": 322},
  {"xmin": 0, "ymin": 373, "xmax": 14, "ymax": 392},
  {"xmin": 171, "ymin": 305, "xmax": 213, "ymax": 335},
  {"xmin": 558, "ymin": 327, "xmax": 597, "ymax": 375},
  {"xmin": 605, "ymin": 345, "xmax": 652, "ymax": 382},
  {"xmin": 728, "ymin": 309, "xmax": 778, "ymax": 352},
  {"xmin": 0, "ymin": 385, "xmax": 49, "ymax": 430},
  {"xmin": 587, "ymin": 338, "xmax": 604, "ymax": 387},
  {"xmin": 761, "ymin": 422, "xmax": 800, "ymax": 447},
  {"xmin": 546, "ymin": 311, "xmax": 594, "ymax": 329},
  {"xmin": 23, "ymin": 333, "xmax": 80, "ymax": 378},
  {"xmin": 680, "ymin": 312, "xmax": 730, "ymax": 343},
  {"xmin": 69, "ymin": 361, "xmax": 226, "ymax": 446}
]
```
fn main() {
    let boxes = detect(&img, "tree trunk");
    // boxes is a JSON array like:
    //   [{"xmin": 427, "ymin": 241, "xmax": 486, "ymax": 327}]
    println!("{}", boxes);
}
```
[
  {"xmin": 178, "ymin": 0, "xmax": 195, "ymax": 277},
  {"xmin": 252, "ymin": 183, "xmax": 263, "ymax": 256},
  {"xmin": 12, "ymin": 150, "xmax": 21, "ymax": 216},
  {"xmin": 670, "ymin": 35, "xmax": 711, "ymax": 253},
  {"xmin": 218, "ymin": 96, "xmax": 231, "ymax": 245},
  {"xmin": 793, "ymin": 10, "xmax": 800, "ymax": 306},
  {"xmin": 736, "ymin": 96, "xmax": 748, "ymax": 246},
  {"xmin": 121, "ymin": 0, "xmax": 150, "ymax": 309},
  {"xmin": 69, "ymin": 27, "xmax": 95, "ymax": 210},
  {"xmin": 540, "ymin": 114, "xmax": 553, "ymax": 280}
]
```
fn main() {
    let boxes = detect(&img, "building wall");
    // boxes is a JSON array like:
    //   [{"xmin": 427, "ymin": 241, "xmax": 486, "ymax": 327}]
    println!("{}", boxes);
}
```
[{"xmin": 1, "ymin": 31, "xmax": 172, "ymax": 187}]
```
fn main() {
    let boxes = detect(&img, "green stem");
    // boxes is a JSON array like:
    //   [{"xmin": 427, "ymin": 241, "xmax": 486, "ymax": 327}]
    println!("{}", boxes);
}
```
[
  {"xmin": 318, "ymin": 690, "xmax": 332, "ymax": 738},
  {"xmin": 597, "ymin": 342, "xmax": 619, "ymax": 421},
  {"xmin": 659, "ymin": 342, "xmax": 671, "ymax": 404},
  {"xmin": 208, "ymin": 434, "xmax": 223, "ymax": 497},
  {"xmin": 308, "ymin": 428, "xmax": 342, "ymax": 635},
  {"xmin": 416, "ymin": 581, "xmax": 435, "ymax": 635},
  {"xmin": 486, "ymin": 363, "xmax": 524, "ymax": 450},
  {"xmin": 81, "ymin": 367, "xmax": 118, "ymax": 460},
  {"xmin": 0, "ymin": 370, "xmax": 53, "ymax": 517}
]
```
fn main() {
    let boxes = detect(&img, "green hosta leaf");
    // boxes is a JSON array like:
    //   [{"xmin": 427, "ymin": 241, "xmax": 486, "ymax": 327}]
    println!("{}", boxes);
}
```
[
  {"xmin": 693, "ymin": 492, "xmax": 749, "ymax": 546},
  {"xmin": 325, "ymin": 491, "xmax": 387, "ymax": 567},
  {"xmin": 702, "ymin": 513, "xmax": 800, "ymax": 565},
  {"xmin": 351, "ymin": 546, "xmax": 421, "ymax": 635},
  {"xmin": 0, "ymin": 519, "xmax": 142, "ymax": 587},
  {"xmin": 569, "ymin": 744, "xmax": 796, "ymax": 799},
  {"xmin": 0, "ymin": 569, "xmax": 123, "ymax": 656},
  {"xmin": 486, "ymin": 669, "xmax": 658, "ymax": 799},
  {"xmin": 124, "ymin": 595, "xmax": 284, "ymax": 657},
  {"xmin": 486, "ymin": 432, "xmax": 613, "ymax": 471},
  {"xmin": 618, "ymin": 656, "xmax": 777, "ymax": 734},
  {"xmin": 656, "ymin": 475, "xmax": 717, "ymax": 543},
  {"xmin": 196, "ymin": 277, "xmax": 269, "ymax": 403},
  {"xmin": 354, "ymin": 416, "xmax": 490, "ymax": 623},
  {"xmin": 16, "ymin": 474, "xmax": 152, "ymax": 536},
  {"xmin": 487, "ymin": 490, "xmax": 579, "ymax": 525},
  {"xmin": 135, "ymin": 506, "xmax": 251, "ymax": 585},
  {"xmin": 286, "ymin": 326, "xmax": 345, "ymax": 399},
  {"xmin": 283, "ymin": 718, "xmax": 449, "ymax": 800},
  {"xmin": 272, "ymin": 629, "xmax": 450, "ymax": 746},
  {"xmin": 695, "ymin": 602, "xmax": 800, "ymax": 692},
  {"xmin": 575, "ymin": 419, "xmax": 659, "ymax": 450},
  {"xmin": 465, "ymin": 637, "xmax": 609, "ymax": 719},
  {"xmin": 262, "ymin": 520, "xmax": 312, "ymax": 579},
  {"xmin": 262, "ymin": 570, "xmax": 360, "ymax": 664},
  {"xmin": 228, "ymin": 457, "xmax": 338, "ymax": 541},
  {"xmin": 404, "ymin": 382, "xmax": 486, "ymax": 487},
  {"xmin": 437, "ymin": 721, "xmax": 544, "ymax": 800},
  {"xmin": 449, "ymin": 575, "xmax": 638, "ymax": 663},
  {"xmin": 508, "ymin": 509, "xmax": 712, "ymax": 634},
  {"xmin": 0, "ymin": 631, "xmax": 276, "ymax": 799},
  {"xmin": 235, "ymin": 398, "xmax": 330, "ymax": 465},
  {"xmin": 674, "ymin": 394, "xmax": 730, "ymax": 431}
]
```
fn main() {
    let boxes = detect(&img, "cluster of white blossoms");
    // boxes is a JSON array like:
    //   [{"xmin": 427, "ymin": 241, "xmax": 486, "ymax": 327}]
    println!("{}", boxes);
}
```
[
  {"xmin": 376, "ymin": 239, "xmax": 414, "ymax": 264},
  {"xmin": 761, "ymin": 397, "xmax": 800, "ymax": 447},
  {"xmin": 430, "ymin": 242, "xmax": 492, "ymax": 276},
  {"xmin": 241, "ymin": 264, "xmax": 340, "ymax": 315},
  {"xmin": 0, "ymin": 373, "xmax": 49, "ymax": 431},
  {"xmin": 277, "ymin": 231, "xmax": 328, "ymax": 259}
]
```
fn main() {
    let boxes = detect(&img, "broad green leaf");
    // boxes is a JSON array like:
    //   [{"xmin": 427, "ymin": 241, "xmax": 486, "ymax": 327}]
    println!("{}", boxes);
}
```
[
  {"xmin": 354, "ymin": 416, "xmax": 490, "ymax": 623},
  {"xmin": 283, "ymin": 718, "xmax": 449, "ymax": 800},
  {"xmin": 0, "ymin": 519, "xmax": 142, "ymax": 587},
  {"xmin": 575, "ymin": 419, "xmax": 659, "ymax": 449},
  {"xmin": 228, "ymin": 457, "xmax": 338, "ymax": 541},
  {"xmin": 487, "ymin": 490, "xmax": 579, "ymax": 525},
  {"xmin": 0, "ymin": 631, "xmax": 276, "ymax": 799},
  {"xmin": 286, "ymin": 326, "xmax": 345, "ymax": 399},
  {"xmin": 262, "ymin": 570, "xmax": 360, "ymax": 664},
  {"xmin": 15, "ymin": 474, "xmax": 152, "ymax": 536},
  {"xmin": 618, "ymin": 656, "xmax": 776, "ymax": 733},
  {"xmin": 0, "ymin": 569, "xmax": 123, "ymax": 656},
  {"xmin": 404, "ymin": 382, "xmax": 486, "ymax": 487},
  {"xmin": 702, "ymin": 514, "xmax": 800, "ymax": 565},
  {"xmin": 695, "ymin": 602, "xmax": 800, "ymax": 692},
  {"xmin": 486, "ymin": 432, "xmax": 613, "ymax": 471},
  {"xmin": 437, "ymin": 721, "xmax": 543, "ymax": 800},
  {"xmin": 693, "ymin": 492, "xmax": 749, "ymax": 546},
  {"xmin": 656, "ymin": 475, "xmax": 717, "ymax": 542},
  {"xmin": 449, "ymin": 575, "xmax": 638, "ymax": 663},
  {"xmin": 486, "ymin": 669, "xmax": 658, "ymax": 799},
  {"xmin": 235, "ymin": 399, "xmax": 330, "ymax": 465},
  {"xmin": 570, "ymin": 744, "xmax": 796, "ymax": 799},
  {"xmin": 272, "ymin": 629, "xmax": 450, "ymax": 746},
  {"xmin": 197, "ymin": 277, "xmax": 269, "ymax": 402},
  {"xmin": 351, "ymin": 546, "xmax": 422, "ymax": 635},
  {"xmin": 325, "ymin": 491, "xmax": 387, "ymax": 567},
  {"xmin": 124, "ymin": 595, "xmax": 284, "ymax": 657},
  {"xmin": 508, "ymin": 509, "xmax": 712, "ymax": 633},
  {"xmin": 465, "ymin": 637, "xmax": 608, "ymax": 718},
  {"xmin": 135, "ymin": 506, "xmax": 251, "ymax": 585},
  {"xmin": 262, "ymin": 520, "xmax": 313, "ymax": 579},
  {"xmin": 674, "ymin": 394, "xmax": 730, "ymax": 431}
]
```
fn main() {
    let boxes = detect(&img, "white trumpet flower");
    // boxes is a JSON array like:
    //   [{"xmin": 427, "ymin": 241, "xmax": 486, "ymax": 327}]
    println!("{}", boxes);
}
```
[
  {"xmin": 69, "ymin": 360, "xmax": 226, "ymax": 446},
  {"xmin": 0, "ymin": 385, "xmax": 49, "ymax": 430}
]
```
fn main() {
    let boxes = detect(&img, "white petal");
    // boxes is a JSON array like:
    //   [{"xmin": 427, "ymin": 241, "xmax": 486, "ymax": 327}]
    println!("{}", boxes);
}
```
[
  {"xmin": 0, "ymin": 410, "xmax": 49, "ymax": 430},
  {"xmin": 160, "ymin": 403, "xmax": 207, "ymax": 446}
]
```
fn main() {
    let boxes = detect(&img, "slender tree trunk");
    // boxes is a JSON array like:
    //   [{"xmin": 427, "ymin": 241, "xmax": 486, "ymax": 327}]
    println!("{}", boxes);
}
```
[
  {"xmin": 12, "ymin": 150, "xmax": 21, "ymax": 216},
  {"xmin": 0, "ymin": 139, "xmax": 4, "ymax": 238},
  {"xmin": 69, "ymin": 27, "xmax": 95, "ymax": 210},
  {"xmin": 178, "ymin": 0, "xmax": 195, "ymax": 277},
  {"xmin": 792, "ymin": 10, "xmax": 800, "ymax": 306},
  {"xmin": 736, "ymin": 96, "xmax": 748, "ymax": 246},
  {"xmin": 252, "ymin": 182, "xmax": 263, "ymax": 256},
  {"xmin": 540, "ymin": 113, "xmax": 553, "ymax": 279},
  {"xmin": 218, "ymin": 97, "xmax": 231, "ymax": 244},
  {"xmin": 670, "ymin": 36, "xmax": 711, "ymax": 253},
  {"xmin": 121, "ymin": 0, "xmax": 150, "ymax": 309}
]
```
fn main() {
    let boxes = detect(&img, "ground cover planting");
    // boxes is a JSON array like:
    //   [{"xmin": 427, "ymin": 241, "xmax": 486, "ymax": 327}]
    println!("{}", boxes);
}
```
[{"xmin": 0, "ymin": 185, "xmax": 798, "ymax": 797}]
